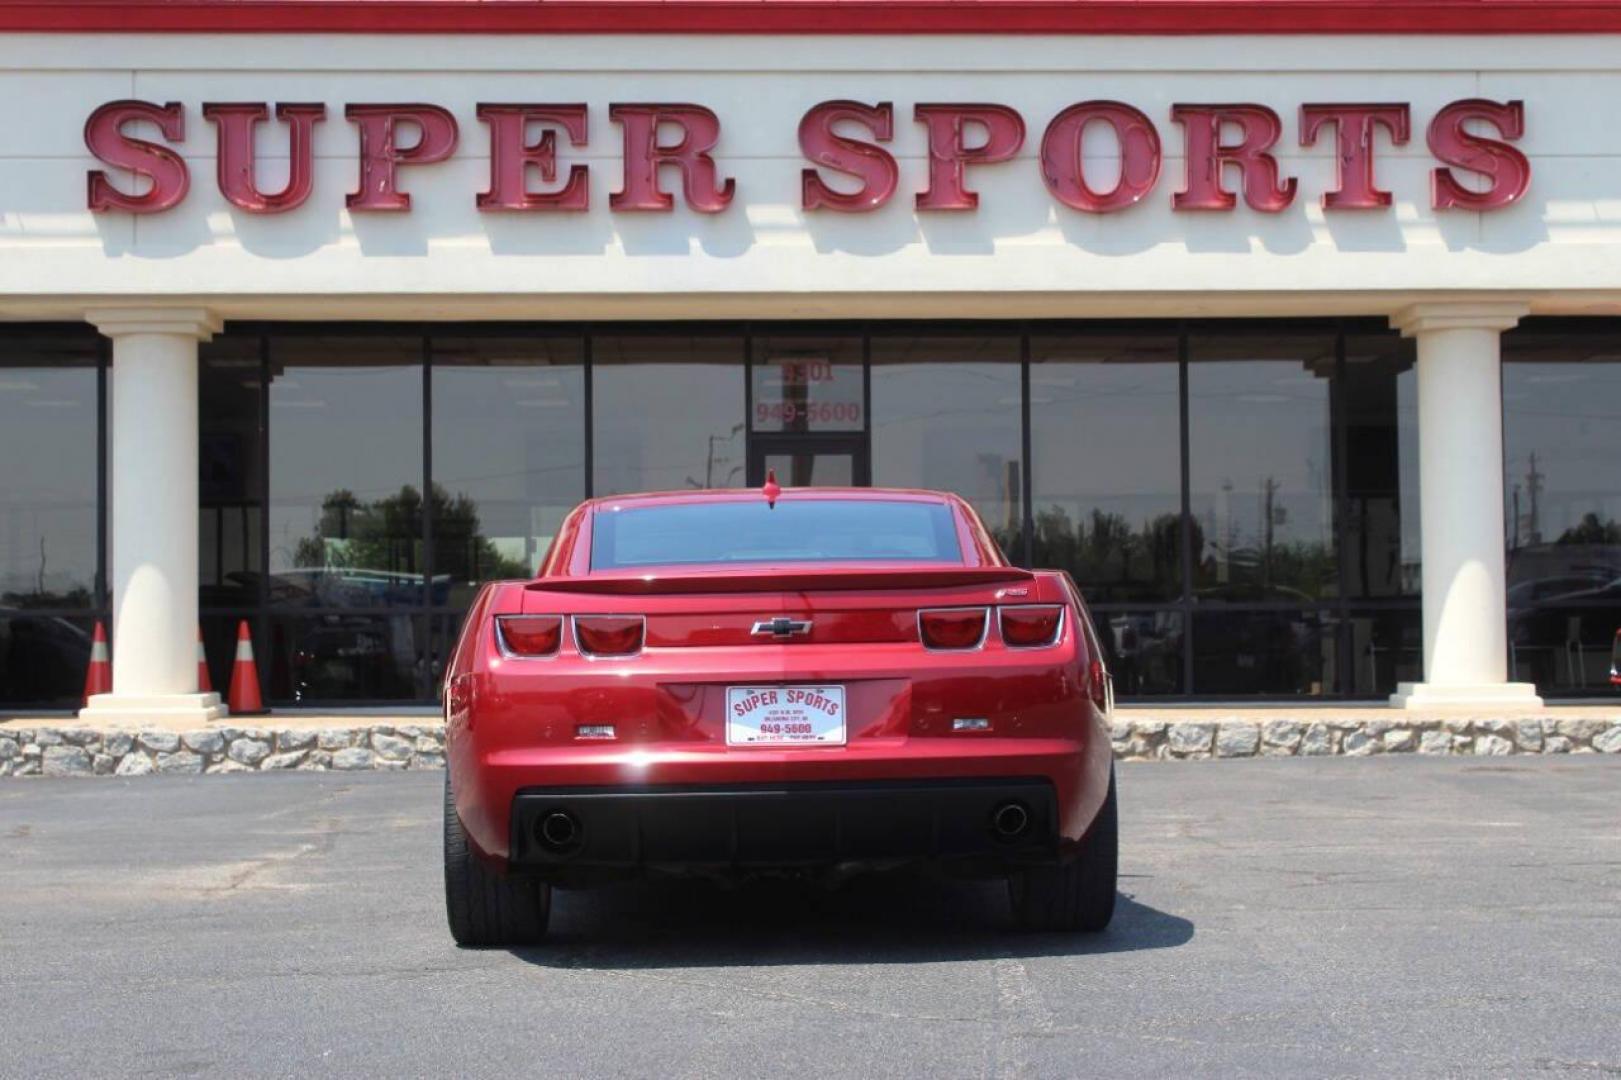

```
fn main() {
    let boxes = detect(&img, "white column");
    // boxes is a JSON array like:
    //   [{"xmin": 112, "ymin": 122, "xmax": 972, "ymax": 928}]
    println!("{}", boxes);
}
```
[
  {"xmin": 1389, "ymin": 302, "xmax": 1542, "ymax": 709},
  {"xmin": 80, "ymin": 308, "xmax": 226, "ymax": 724}
]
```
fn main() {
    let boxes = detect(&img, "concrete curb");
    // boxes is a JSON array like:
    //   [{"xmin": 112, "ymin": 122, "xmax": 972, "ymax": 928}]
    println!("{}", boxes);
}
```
[{"xmin": 2, "ymin": 714, "xmax": 1619, "ymax": 776}]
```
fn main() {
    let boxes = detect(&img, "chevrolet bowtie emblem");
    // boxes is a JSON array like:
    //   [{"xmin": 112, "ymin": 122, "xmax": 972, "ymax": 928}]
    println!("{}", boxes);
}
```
[{"xmin": 751, "ymin": 617, "xmax": 812, "ymax": 638}]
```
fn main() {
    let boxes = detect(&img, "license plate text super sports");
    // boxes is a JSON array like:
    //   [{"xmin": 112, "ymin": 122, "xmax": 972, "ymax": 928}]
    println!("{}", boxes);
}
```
[{"xmin": 726, "ymin": 685, "xmax": 846, "ymax": 746}]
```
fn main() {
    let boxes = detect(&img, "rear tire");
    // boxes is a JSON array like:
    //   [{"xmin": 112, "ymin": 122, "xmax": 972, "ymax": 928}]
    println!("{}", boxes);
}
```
[
  {"xmin": 1009, "ymin": 767, "xmax": 1117, "ymax": 933},
  {"xmin": 444, "ymin": 773, "xmax": 551, "ymax": 947}
]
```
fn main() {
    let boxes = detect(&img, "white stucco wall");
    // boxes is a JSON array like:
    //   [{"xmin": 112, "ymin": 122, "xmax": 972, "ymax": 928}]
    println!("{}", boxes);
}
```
[{"xmin": 2, "ymin": 32, "xmax": 1620, "ymax": 318}]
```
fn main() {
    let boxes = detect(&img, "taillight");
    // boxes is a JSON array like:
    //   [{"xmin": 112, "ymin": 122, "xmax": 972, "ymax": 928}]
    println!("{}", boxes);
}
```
[
  {"xmin": 999, "ymin": 605, "xmax": 1064, "ymax": 648},
  {"xmin": 496, "ymin": 615, "xmax": 562, "ymax": 657},
  {"xmin": 919, "ymin": 607, "xmax": 988, "ymax": 650},
  {"xmin": 574, "ymin": 614, "xmax": 645, "ymax": 657},
  {"xmin": 1087, "ymin": 658, "xmax": 1110, "ymax": 710}
]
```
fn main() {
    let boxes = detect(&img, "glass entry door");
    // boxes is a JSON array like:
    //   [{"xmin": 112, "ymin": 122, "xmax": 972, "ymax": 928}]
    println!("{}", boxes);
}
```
[{"xmin": 747, "ymin": 434, "xmax": 870, "ymax": 488}]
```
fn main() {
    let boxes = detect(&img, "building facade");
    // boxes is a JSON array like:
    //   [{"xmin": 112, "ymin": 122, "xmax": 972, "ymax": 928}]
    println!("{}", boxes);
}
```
[{"xmin": 0, "ymin": 2, "xmax": 1618, "ymax": 715}]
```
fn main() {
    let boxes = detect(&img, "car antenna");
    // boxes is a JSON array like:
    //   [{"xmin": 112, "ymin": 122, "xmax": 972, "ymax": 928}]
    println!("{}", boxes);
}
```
[{"xmin": 763, "ymin": 468, "xmax": 781, "ymax": 509}]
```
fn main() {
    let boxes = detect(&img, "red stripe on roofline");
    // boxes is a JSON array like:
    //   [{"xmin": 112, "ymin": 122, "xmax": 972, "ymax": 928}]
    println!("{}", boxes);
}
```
[{"xmin": 4, "ymin": 2, "xmax": 1621, "ymax": 36}]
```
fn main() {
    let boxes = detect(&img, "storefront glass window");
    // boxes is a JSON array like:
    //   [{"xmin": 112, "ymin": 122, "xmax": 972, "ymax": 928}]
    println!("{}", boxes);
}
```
[
  {"xmin": 432, "ymin": 336, "xmax": 585, "ymax": 611},
  {"xmin": 871, "ymin": 334, "xmax": 1023, "ymax": 558},
  {"xmin": 1503, "ymin": 329, "xmax": 1621, "ymax": 695},
  {"xmin": 0, "ymin": 334, "xmax": 99, "ymax": 608},
  {"xmin": 268, "ymin": 336, "xmax": 425, "ymax": 609},
  {"xmin": 1030, "ymin": 331, "xmax": 1182, "ymax": 603},
  {"xmin": 593, "ymin": 335, "xmax": 746, "ymax": 495},
  {"xmin": 199, "ymin": 334, "xmax": 264, "ymax": 610},
  {"xmin": 1187, "ymin": 332, "xmax": 1337, "ymax": 603},
  {"xmin": 0, "ymin": 329, "xmax": 101, "ymax": 706},
  {"xmin": 33, "ymin": 316, "xmax": 1601, "ymax": 706}
]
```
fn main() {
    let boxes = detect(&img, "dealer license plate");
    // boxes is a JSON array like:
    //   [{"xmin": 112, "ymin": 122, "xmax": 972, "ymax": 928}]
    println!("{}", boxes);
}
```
[{"xmin": 725, "ymin": 685, "xmax": 847, "ymax": 747}]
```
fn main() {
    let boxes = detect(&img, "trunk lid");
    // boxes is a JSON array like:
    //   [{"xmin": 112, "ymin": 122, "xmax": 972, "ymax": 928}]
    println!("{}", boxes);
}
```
[{"xmin": 524, "ymin": 564, "xmax": 1036, "ymax": 648}]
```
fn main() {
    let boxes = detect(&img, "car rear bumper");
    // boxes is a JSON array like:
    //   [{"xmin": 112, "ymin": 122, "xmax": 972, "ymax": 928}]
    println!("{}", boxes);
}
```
[
  {"xmin": 508, "ymin": 777, "xmax": 1059, "ymax": 883},
  {"xmin": 450, "ymin": 734, "xmax": 1110, "ymax": 865}
]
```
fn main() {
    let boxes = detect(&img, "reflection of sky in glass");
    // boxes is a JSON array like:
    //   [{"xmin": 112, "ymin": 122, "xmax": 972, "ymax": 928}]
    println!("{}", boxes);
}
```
[
  {"xmin": 1190, "ymin": 367, "xmax": 1331, "ymax": 537},
  {"xmin": 593, "ymin": 338, "xmax": 746, "ymax": 496},
  {"xmin": 0, "ymin": 366, "xmax": 97, "ymax": 603},
  {"xmin": 1031, "ymin": 342, "xmax": 1179, "ymax": 518},
  {"xmin": 1503, "ymin": 358, "xmax": 1621, "ymax": 542},
  {"xmin": 871, "ymin": 339, "xmax": 1021, "ymax": 543}
]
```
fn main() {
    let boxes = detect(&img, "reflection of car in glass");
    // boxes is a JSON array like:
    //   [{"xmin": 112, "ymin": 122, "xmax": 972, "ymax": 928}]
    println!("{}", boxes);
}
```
[
  {"xmin": 1508, "ymin": 576, "xmax": 1621, "ymax": 691},
  {"xmin": 1506, "ymin": 569, "xmax": 1615, "ymax": 608},
  {"xmin": 1106, "ymin": 612, "xmax": 1182, "ymax": 694},
  {"xmin": 266, "ymin": 568, "xmax": 452, "ymax": 608},
  {"xmin": 289, "ymin": 615, "xmax": 417, "ymax": 701},
  {"xmin": 441, "ymin": 486, "xmax": 1118, "ymax": 945},
  {"xmin": 1191, "ymin": 584, "xmax": 1325, "ymax": 696},
  {"xmin": 0, "ymin": 610, "xmax": 90, "ymax": 705}
]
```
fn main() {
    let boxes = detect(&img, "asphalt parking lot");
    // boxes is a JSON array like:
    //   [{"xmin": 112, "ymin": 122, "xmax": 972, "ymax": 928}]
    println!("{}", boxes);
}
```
[{"xmin": 2, "ymin": 758, "xmax": 1618, "ymax": 1079}]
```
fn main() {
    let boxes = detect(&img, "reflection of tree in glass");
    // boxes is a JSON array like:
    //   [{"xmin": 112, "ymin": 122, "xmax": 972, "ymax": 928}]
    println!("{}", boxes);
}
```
[
  {"xmin": 1196, "ymin": 538, "xmax": 1336, "ymax": 601},
  {"xmin": 1557, "ymin": 512, "xmax": 1621, "ymax": 546},
  {"xmin": 2, "ymin": 584, "xmax": 93, "ymax": 609},
  {"xmin": 1030, "ymin": 506, "xmax": 1188, "ymax": 601},
  {"xmin": 297, "ymin": 486, "xmax": 528, "ymax": 583},
  {"xmin": 432, "ymin": 487, "xmax": 530, "ymax": 583},
  {"xmin": 1191, "ymin": 474, "xmax": 1337, "ymax": 600}
]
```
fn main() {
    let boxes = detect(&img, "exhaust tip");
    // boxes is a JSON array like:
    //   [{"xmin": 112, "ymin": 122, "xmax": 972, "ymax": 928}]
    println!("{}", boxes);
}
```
[
  {"xmin": 991, "ymin": 801, "xmax": 1030, "ymax": 840},
  {"xmin": 537, "ymin": 810, "xmax": 582, "ymax": 852}
]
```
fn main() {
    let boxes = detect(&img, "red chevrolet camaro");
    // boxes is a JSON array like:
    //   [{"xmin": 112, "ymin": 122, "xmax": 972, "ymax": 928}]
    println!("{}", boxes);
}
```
[{"xmin": 441, "ymin": 481, "xmax": 1118, "ymax": 945}]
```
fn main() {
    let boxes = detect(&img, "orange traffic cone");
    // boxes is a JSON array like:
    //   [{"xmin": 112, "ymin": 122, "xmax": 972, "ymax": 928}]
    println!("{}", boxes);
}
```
[
  {"xmin": 227, "ymin": 620, "xmax": 266, "ymax": 715},
  {"xmin": 82, "ymin": 620, "xmax": 112, "ymax": 705},
  {"xmin": 196, "ymin": 627, "xmax": 212, "ymax": 693}
]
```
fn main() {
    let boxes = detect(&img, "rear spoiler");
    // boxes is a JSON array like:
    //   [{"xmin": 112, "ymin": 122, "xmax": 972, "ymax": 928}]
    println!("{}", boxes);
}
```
[{"xmin": 527, "ymin": 565, "xmax": 1036, "ymax": 595}]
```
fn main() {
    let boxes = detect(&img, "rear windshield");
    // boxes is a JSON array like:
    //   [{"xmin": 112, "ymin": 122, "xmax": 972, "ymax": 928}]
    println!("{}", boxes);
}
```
[{"xmin": 591, "ymin": 499, "xmax": 963, "ymax": 569}]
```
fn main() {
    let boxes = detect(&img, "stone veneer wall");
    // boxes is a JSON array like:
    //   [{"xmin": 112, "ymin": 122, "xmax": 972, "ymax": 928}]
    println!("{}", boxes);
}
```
[
  {"xmin": 0, "ymin": 725, "xmax": 445, "ymax": 777},
  {"xmin": 1110, "ymin": 716, "xmax": 1621, "ymax": 760},
  {"xmin": 2, "ymin": 716, "xmax": 1619, "ymax": 777}
]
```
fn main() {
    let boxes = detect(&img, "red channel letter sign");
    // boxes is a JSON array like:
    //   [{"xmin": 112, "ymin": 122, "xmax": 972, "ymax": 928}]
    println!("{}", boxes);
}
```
[{"xmin": 83, "ymin": 97, "xmax": 1531, "ymax": 215}]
